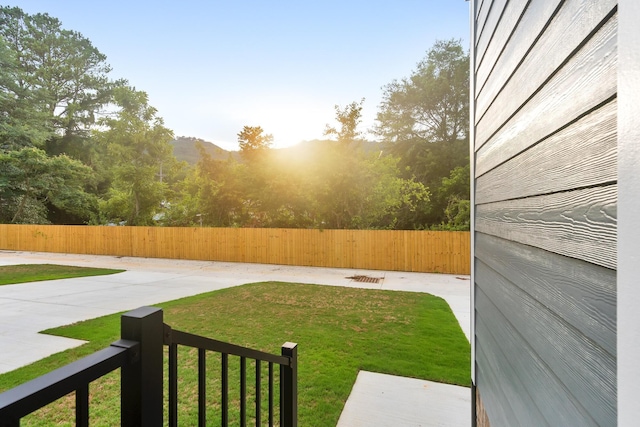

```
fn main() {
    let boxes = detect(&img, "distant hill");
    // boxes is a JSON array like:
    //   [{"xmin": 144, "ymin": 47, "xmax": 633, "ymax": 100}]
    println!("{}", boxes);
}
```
[
  {"xmin": 171, "ymin": 137, "xmax": 382, "ymax": 166},
  {"xmin": 170, "ymin": 136, "xmax": 239, "ymax": 165}
]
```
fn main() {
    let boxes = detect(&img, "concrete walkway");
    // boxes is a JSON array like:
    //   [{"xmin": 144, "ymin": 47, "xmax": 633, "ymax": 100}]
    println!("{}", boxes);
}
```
[{"xmin": 0, "ymin": 250, "xmax": 471, "ymax": 426}]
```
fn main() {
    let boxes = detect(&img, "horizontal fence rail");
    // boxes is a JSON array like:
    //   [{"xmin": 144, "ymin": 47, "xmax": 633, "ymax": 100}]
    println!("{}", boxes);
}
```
[
  {"xmin": 164, "ymin": 324, "xmax": 297, "ymax": 427},
  {"xmin": 0, "ymin": 225, "xmax": 470, "ymax": 274},
  {"xmin": 0, "ymin": 340, "xmax": 139, "ymax": 427}
]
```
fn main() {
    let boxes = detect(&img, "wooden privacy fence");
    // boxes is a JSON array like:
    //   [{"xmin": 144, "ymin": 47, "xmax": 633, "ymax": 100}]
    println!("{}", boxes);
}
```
[{"xmin": 0, "ymin": 225, "xmax": 470, "ymax": 274}]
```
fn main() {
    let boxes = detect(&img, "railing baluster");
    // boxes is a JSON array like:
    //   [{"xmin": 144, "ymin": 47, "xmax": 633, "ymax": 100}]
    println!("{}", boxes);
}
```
[
  {"xmin": 279, "ymin": 364, "xmax": 283, "ymax": 427},
  {"xmin": 198, "ymin": 348, "xmax": 206, "ymax": 427},
  {"xmin": 76, "ymin": 384, "xmax": 89, "ymax": 427},
  {"xmin": 221, "ymin": 353, "xmax": 228, "ymax": 427},
  {"xmin": 240, "ymin": 356, "xmax": 246, "ymax": 427},
  {"xmin": 269, "ymin": 362, "xmax": 273, "ymax": 427},
  {"xmin": 168, "ymin": 343, "xmax": 178, "ymax": 427},
  {"xmin": 255, "ymin": 360, "xmax": 261, "ymax": 427}
]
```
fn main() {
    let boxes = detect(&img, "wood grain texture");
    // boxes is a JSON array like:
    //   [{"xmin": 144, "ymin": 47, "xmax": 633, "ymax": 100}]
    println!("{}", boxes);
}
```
[
  {"xmin": 475, "ymin": 0, "xmax": 508, "ymax": 71},
  {"xmin": 476, "ymin": 99, "xmax": 617, "ymax": 203},
  {"xmin": 476, "ymin": 232, "xmax": 616, "ymax": 355},
  {"xmin": 475, "ymin": 335, "xmax": 549, "ymax": 426},
  {"xmin": 476, "ymin": 13, "xmax": 617, "ymax": 175},
  {"xmin": 475, "ymin": 0, "xmax": 561, "ymax": 106},
  {"xmin": 0, "ymin": 225, "xmax": 470, "ymax": 274},
  {"xmin": 475, "ymin": 289, "xmax": 602, "ymax": 426},
  {"xmin": 476, "ymin": 264, "xmax": 616, "ymax": 426},
  {"xmin": 477, "ymin": 0, "xmax": 616, "ymax": 126},
  {"xmin": 475, "ymin": 343, "xmax": 522, "ymax": 427},
  {"xmin": 476, "ymin": 184, "xmax": 617, "ymax": 269}
]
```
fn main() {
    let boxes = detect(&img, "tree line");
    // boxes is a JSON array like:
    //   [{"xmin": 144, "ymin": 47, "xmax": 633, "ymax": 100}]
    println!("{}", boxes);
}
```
[{"xmin": 0, "ymin": 6, "xmax": 469, "ymax": 230}]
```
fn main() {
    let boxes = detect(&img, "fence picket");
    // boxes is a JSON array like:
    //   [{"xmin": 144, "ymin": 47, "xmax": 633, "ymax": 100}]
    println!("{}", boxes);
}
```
[{"xmin": 0, "ymin": 225, "xmax": 470, "ymax": 274}]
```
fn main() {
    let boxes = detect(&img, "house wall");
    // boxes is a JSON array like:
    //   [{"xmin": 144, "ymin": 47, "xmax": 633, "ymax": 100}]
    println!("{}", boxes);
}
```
[{"xmin": 471, "ymin": 1, "xmax": 617, "ymax": 425}]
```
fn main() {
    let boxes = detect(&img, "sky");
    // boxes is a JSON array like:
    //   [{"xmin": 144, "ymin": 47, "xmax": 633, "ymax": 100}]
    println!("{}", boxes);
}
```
[{"xmin": 16, "ymin": 1, "xmax": 470, "ymax": 151}]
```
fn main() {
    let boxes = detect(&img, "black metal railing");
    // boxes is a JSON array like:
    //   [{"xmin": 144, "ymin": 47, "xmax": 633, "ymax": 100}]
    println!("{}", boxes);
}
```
[
  {"xmin": 0, "ymin": 306, "xmax": 297, "ymax": 426},
  {"xmin": 0, "ymin": 340, "xmax": 138, "ymax": 427},
  {"xmin": 164, "ymin": 324, "xmax": 297, "ymax": 427}
]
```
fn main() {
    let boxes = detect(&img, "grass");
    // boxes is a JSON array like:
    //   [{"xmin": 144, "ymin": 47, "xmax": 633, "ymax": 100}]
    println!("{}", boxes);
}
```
[
  {"xmin": 0, "ymin": 264, "xmax": 124, "ymax": 285},
  {"xmin": 0, "ymin": 281, "xmax": 471, "ymax": 426}
]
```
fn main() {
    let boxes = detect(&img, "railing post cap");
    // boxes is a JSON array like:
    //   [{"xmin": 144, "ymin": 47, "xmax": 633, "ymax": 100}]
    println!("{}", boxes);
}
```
[
  {"xmin": 282, "ymin": 342, "xmax": 297, "ymax": 349},
  {"xmin": 122, "ymin": 306, "xmax": 162, "ymax": 319}
]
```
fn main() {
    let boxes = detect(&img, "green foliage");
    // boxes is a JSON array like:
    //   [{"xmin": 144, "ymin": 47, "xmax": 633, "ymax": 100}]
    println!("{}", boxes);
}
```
[
  {"xmin": 0, "ymin": 35, "xmax": 52, "ymax": 150},
  {"xmin": 0, "ymin": 6, "xmax": 120, "ymax": 140},
  {"xmin": 0, "ymin": 6, "xmax": 125, "ymax": 224},
  {"xmin": 324, "ymin": 98, "xmax": 365, "ymax": 145},
  {"xmin": 237, "ymin": 125, "xmax": 273, "ymax": 163},
  {"xmin": 0, "ymin": 6, "xmax": 470, "ymax": 230},
  {"xmin": 95, "ymin": 87, "xmax": 176, "ymax": 225},
  {"xmin": 0, "ymin": 147, "xmax": 97, "ymax": 223},
  {"xmin": 431, "ymin": 164, "xmax": 470, "ymax": 230},
  {"xmin": 376, "ymin": 39, "xmax": 470, "ymax": 227},
  {"xmin": 302, "ymin": 144, "xmax": 430, "ymax": 229}
]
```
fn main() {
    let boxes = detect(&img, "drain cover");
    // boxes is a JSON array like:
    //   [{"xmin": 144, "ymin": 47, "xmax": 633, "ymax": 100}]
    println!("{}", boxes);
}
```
[{"xmin": 346, "ymin": 275, "xmax": 383, "ymax": 284}]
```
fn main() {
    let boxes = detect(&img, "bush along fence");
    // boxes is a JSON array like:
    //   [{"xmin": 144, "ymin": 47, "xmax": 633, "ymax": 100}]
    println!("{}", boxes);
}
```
[
  {"xmin": 0, "ymin": 225, "xmax": 470, "ymax": 275},
  {"xmin": 0, "ymin": 307, "xmax": 298, "ymax": 427}
]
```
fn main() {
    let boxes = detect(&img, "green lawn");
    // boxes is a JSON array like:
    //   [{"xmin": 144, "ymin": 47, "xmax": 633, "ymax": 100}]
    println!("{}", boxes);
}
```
[
  {"xmin": 0, "ymin": 281, "xmax": 471, "ymax": 426},
  {"xmin": 0, "ymin": 264, "xmax": 124, "ymax": 285}
]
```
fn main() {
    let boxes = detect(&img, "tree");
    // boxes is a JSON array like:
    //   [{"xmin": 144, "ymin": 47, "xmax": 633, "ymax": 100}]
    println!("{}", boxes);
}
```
[
  {"xmin": 324, "ymin": 98, "xmax": 365, "ymax": 145},
  {"xmin": 0, "ymin": 6, "xmax": 123, "ymax": 158},
  {"xmin": 376, "ymin": 39, "xmax": 468, "ymax": 147},
  {"xmin": 306, "ymin": 146, "xmax": 430, "ymax": 229},
  {"xmin": 95, "ymin": 87, "xmax": 175, "ymax": 225},
  {"xmin": 237, "ymin": 126, "xmax": 273, "ymax": 163},
  {"xmin": 435, "ymin": 164, "xmax": 470, "ymax": 230},
  {"xmin": 0, "ymin": 147, "xmax": 97, "ymax": 223},
  {"xmin": 0, "ymin": 35, "xmax": 52, "ymax": 151},
  {"xmin": 375, "ymin": 39, "xmax": 469, "ymax": 226}
]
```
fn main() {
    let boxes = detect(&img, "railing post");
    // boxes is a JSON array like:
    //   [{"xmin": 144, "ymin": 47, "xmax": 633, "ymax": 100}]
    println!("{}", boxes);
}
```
[
  {"xmin": 120, "ymin": 306, "xmax": 164, "ymax": 426},
  {"xmin": 280, "ymin": 342, "xmax": 298, "ymax": 427}
]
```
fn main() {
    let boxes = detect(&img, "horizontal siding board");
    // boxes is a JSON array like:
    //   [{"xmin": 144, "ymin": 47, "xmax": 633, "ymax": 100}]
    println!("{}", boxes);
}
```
[
  {"xmin": 475, "ymin": 343, "xmax": 522, "ymax": 427},
  {"xmin": 475, "ymin": 371, "xmax": 513, "ymax": 427},
  {"xmin": 476, "ymin": 232, "xmax": 616, "ymax": 355},
  {"xmin": 475, "ymin": 0, "xmax": 508, "ymax": 70},
  {"xmin": 476, "ymin": 184, "xmax": 617, "ymax": 269},
  {"xmin": 475, "ymin": 287, "xmax": 600, "ymax": 426},
  {"xmin": 476, "ymin": 0, "xmax": 492, "ymax": 41},
  {"xmin": 475, "ymin": 0, "xmax": 528, "ymax": 84},
  {"xmin": 475, "ymin": 0, "xmax": 561, "ymax": 109},
  {"xmin": 475, "ymin": 327, "xmax": 549, "ymax": 426},
  {"xmin": 476, "ymin": 99, "xmax": 617, "ymax": 203},
  {"xmin": 477, "ymin": 0, "xmax": 616, "ymax": 129},
  {"xmin": 476, "ymin": 13, "xmax": 617, "ymax": 174},
  {"xmin": 476, "ymin": 0, "xmax": 486, "ymax": 19},
  {"xmin": 476, "ymin": 262, "xmax": 616, "ymax": 426}
]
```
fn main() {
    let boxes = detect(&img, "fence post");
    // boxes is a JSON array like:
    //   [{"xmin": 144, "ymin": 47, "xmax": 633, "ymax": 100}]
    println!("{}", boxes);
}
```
[
  {"xmin": 120, "ymin": 307, "xmax": 164, "ymax": 426},
  {"xmin": 280, "ymin": 342, "xmax": 298, "ymax": 427}
]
